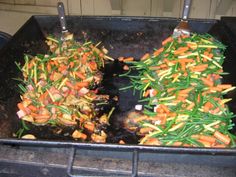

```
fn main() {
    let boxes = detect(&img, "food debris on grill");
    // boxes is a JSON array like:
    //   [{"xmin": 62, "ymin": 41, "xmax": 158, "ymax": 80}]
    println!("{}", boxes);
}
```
[{"xmin": 15, "ymin": 33, "xmax": 117, "ymax": 142}]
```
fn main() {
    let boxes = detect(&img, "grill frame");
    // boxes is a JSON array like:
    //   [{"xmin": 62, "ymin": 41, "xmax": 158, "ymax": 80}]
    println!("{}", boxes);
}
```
[{"xmin": 0, "ymin": 16, "xmax": 236, "ymax": 176}]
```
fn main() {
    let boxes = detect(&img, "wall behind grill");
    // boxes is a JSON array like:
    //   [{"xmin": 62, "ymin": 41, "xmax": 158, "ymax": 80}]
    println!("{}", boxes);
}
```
[{"xmin": 0, "ymin": 0, "xmax": 236, "ymax": 35}]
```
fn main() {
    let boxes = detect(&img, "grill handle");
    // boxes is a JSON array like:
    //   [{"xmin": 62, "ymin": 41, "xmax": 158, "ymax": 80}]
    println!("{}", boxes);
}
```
[{"xmin": 66, "ymin": 146, "xmax": 139, "ymax": 177}]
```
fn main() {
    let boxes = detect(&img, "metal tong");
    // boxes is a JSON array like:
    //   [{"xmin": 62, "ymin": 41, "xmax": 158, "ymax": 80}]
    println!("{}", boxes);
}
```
[{"xmin": 173, "ymin": 0, "xmax": 192, "ymax": 38}]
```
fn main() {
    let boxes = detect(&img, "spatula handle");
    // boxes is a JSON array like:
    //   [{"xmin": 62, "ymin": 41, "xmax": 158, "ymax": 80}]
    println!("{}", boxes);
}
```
[
  {"xmin": 182, "ymin": 0, "xmax": 191, "ymax": 20},
  {"xmin": 57, "ymin": 2, "xmax": 68, "ymax": 33}
]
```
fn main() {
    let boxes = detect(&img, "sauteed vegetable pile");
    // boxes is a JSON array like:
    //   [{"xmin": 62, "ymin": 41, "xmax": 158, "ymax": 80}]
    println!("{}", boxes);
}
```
[
  {"xmin": 15, "ymin": 34, "xmax": 115, "ymax": 142},
  {"xmin": 121, "ymin": 34, "xmax": 236, "ymax": 147}
]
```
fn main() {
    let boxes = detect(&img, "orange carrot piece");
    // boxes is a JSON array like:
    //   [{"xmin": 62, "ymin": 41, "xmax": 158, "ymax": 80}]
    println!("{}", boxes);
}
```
[
  {"xmin": 139, "ymin": 127, "xmax": 154, "ymax": 134},
  {"xmin": 203, "ymin": 101, "xmax": 213, "ymax": 112},
  {"xmin": 65, "ymin": 81, "xmax": 74, "ymax": 89},
  {"xmin": 167, "ymin": 88, "xmax": 175, "ymax": 93},
  {"xmin": 174, "ymin": 47, "xmax": 189, "ymax": 55},
  {"xmin": 160, "ymin": 104, "xmax": 170, "ymax": 113},
  {"xmin": 178, "ymin": 58, "xmax": 194, "ymax": 63},
  {"xmin": 198, "ymin": 139, "xmax": 211, "ymax": 147},
  {"xmin": 76, "ymin": 82, "xmax": 89, "ymax": 88},
  {"xmin": 28, "ymin": 105, "xmax": 37, "ymax": 112},
  {"xmin": 123, "ymin": 57, "xmax": 134, "ymax": 62},
  {"xmin": 186, "ymin": 102, "xmax": 195, "ymax": 110},
  {"xmin": 209, "ymin": 87, "xmax": 222, "ymax": 92},
  {"xmin": 47, "ymin": 63, "xmax": 52, "ymax": 72},
  {"xmin": 162, "ymin": 36, "xmax": 173, "ymax": 46},
  {"xmin": 171, "ymin": 141, "xmax": 183, "ymax": 146},
  {"xmin": 143, "ymin": 138, "xmax": 161, "ymax": 145},
  {"xmin": 118, "ymin": 57, "xmax": 124, "ymax": 62},
  {"xmin": 123, "ymin": 65, "xmax": 129, "ymax": 71},
  {"xmin": 84, "ymin": 122, "xmax": 95, "ymax": 132},
  {"xmin": 199, "ymin": 135, "xmax": 216, "ymax": 144},
  {"xmin": 72, "ymin": 130, "xmax": 87, "ymax": 140},
  {"xmin": 89, "ymin": 61, "xmax": 97, "ymax": 70},
  {"xmin": 143, "ymin": 89, "xmax": 150, "ymax": 97},
  {"xmin": 153, "ymin": 47, "xmax": 164, "ymax": 56},
  {"xmin": 75, "ymin": 72, "xmax": 86, "ymax": 80},
  {"xmin": 212, "ymin": 144, "xmax": 226, "ymax": 148},
  {"xmin": 179, "ymin": 87, "xmax": 193, "ymax": 94},
  {"xmin": 81, "ymin": 54, "xmax": 88, "ymax": 64},
  {"xmin": 69, "ymin": 61, "xmax": 75, "ymax": 68},
  {"xmin": 34, "ymin": 114, "xmax": 51, "ymax": 119},
  {"xmin": 214, "ymin": 131, "xmax": 231, "ymax": 145},
  {"xmin": 141, "ymin": 53, "xmax": 150, "ymax": 60},
  {"xmin": 17, "ymin": 103, "xmax": 26, "ymax": 111},
  {"xmin": 119, "ymin": 140, "xmax": 125, "ymax": 144},
  {"xmin": 217, "ymin": 84, "xmax": 232, "ymax": 89},
  {"xmin": 201, "ymin": 78, "xmax": 214, "ymax": 87}
]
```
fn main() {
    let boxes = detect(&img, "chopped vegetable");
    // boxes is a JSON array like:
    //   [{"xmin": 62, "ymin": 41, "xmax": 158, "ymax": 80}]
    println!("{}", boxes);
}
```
[
  {"xmin": 121, "ymin": 34, "xmax": 236, "ymax": 148},
  {"xmin": 16, "ymin": 33, "xmax": 116, "ymax": 142}
]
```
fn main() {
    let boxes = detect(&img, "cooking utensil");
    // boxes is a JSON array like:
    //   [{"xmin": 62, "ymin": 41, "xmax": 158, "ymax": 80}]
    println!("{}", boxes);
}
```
[
  {"xmin": 57, "ymin": 2, "xmax": 69, "ymax": 40},
  {"xmin": 173, "ymin": 0, "xmax": 192, "ymax": 38}
]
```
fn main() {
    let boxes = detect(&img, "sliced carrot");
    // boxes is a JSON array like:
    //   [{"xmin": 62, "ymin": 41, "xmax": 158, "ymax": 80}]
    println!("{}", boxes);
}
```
[
  {"xmin": 118, "ymin": 57, "xmax": 124, "ymax": 62},
  {"xmin": 119, "ymin": 140, "xmax": 125, "ymax": 144},
  {"xmin": 160, "ymin": 104, "xmax": 170, "ymax": 113},
  {"xmin": 201, "ymin": 78, "xmax": 214, "ymax": 87},
  {"xmin": 174, "ymin": 47, "xmax": 189, "ymax": 55},
  {"xmin": 123, "ymin": 65, "xmax": 129, "ymax": 71},
  {"xmin": 84, "ymin": 122, "xmax": 95, "ymax": 132},
  {"xmin": 75, "ymin": 72, "xmax": 86, "ymax": 80},
  {"xmin": 143, "ymin": 89, "xmax": 150, "ymax": 97},
  {"xmin": 171, "ymin": 141, "xmax": 183, "ymax": 146},
  {"xmin": 123, "ymin": 57, "xmax": 134, "ymax": 62},
  {"xmin": 217, "ymin": 84, "xmax": 232, "ymax": 89},
  {"xmin": 167, "ymin": 88, "xmax": 175, "ymax": 93},
  {"xmin": 47, "ymin": 63, "xmax": 51, "ymax": 72},
  {"xmin": 89, "ymin": 61, "xmax": 97, "ymax": 70},
  {"xmin": 141, "ymin": 53, "xmax": 150, "ymax": 60},
  {"xmin": 34, "ymin": 114, "xmax": 51, "ymax": 119},
  {"xmin": 178, "ymin": 58, "xmax": 194, "ymax": 63},
  {"xmin": 162, "ymin": 36, "xmax": 173, "ymax": 46},
  {"xmin": 133, "ymin": 115, "xmax": 148, "ymax": 123},
  {"xmin": 65, "ymin": 81, "xmax": 75, "ymax": 89},
  {"xmin": 28, "ymin": 105, "xmax": 37, "ymax": 112},
  {"xmin": 17, "ymin": 103, "xmax": 26, "ymax": 111},
  {"xmin": 139, "ymin": 127, "xmax": 154, "ymax": 134},
  {"xmin": 180, "ymin": 62, "xmax": 186, "ymax": 71},
  {"xmin": 203, "ymin": 101, "xmax": 213, "ymax": 112},
  {"xmin": 75, "ymin": 82, "xmax": 89, "ymax": 88},
  {"xmin": 198, "ymin": 139, "xmax": 211, "ymax": 147},
  {"xmin": 81, "ymin": 54, "xmax": 88, "ymax": 64},
  {"xmin": 69, "ymin": 61, "xmax": 75, "ymax": 68},
  {"xmin": 153, "ymin": 47, "xmax": 164, "ymax": 56},
  {"xmin": 72, "ymin": 130, "xmax": 87, "ymax": 140},
  {"xmin": 199, "ymin": 135, "xmax": 216, "ymax": 144},
  {"xmin": 143, "ymin": 138, "xmax": 161, "ymax": 145},
  {"xmin": 186, "ymin": 102, "xmax": 195, "ymax": 110},
  {"xmin": 214, "ymin": 131, "xmax": 231, "ymax": 145},
  {"xmin": 212, "ymin": 144, "xmax": 226, "ymax": 148},
  {"xmin": 179, "ymin": 87, "xmax": 193, "ymax": 94}
]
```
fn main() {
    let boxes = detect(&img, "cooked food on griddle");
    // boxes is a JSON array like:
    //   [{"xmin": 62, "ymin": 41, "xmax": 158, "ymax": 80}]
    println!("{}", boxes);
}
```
[
  {"xmin": 120, "ymin": 34, "xmax": 236, "ymax": 147},
  {"xmin": 15, "ymin": 33, "xmax": 115, "ymax": 142}
]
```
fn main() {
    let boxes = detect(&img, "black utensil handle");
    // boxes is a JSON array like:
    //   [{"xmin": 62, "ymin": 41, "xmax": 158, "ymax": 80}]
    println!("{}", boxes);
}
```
[
  {"xmin": 57, "ymin": 2, "xmax": 67, "ymax": 32},
  {"xmin": 182, "ymin": 0, "xmax": 191, "ymax": 20}
]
